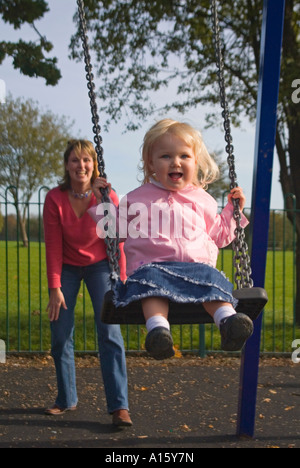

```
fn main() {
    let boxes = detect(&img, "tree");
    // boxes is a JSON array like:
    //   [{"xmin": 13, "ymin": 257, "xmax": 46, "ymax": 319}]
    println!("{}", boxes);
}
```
[
  {"xmin": 0, "ymin": 0, "xmax": 61, "ymax": 85},
  {"xmin": 205, "ymin": 150, "xmax": 229, "ymax": 202},
  {"xmin": 0, "ymin": 94, "xmax": 73, "ymax": 246},
  {"xmin": 70, "ymin": 0, "xmax": 300, "ymax": 323}
]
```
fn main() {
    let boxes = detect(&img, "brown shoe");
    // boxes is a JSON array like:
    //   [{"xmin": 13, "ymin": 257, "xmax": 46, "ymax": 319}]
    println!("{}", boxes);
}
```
[
  {"xmin": 45, "ymin": 404, "xmax": 77, "ymax": 415},
  {"xmin": 112, "ymin": 409, "xmax": 133, "ymax": 427}
]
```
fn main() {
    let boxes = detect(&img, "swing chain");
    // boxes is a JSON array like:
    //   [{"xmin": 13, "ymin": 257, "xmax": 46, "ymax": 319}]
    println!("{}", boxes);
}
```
[
  {"xmin": 77, "ymin": 0, "xmax": 120, "ymax": 279},
  {"xmin": 76, "ymin": 0, "xmax": 105, "ymax": 179},
  {"xmin": 211, "ymin": 0, "xmax": 253, "ymax": 289}
]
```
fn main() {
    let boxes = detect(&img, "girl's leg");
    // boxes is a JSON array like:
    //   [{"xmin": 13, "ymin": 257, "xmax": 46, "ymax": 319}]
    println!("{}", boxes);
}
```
[
  {"xmin": 142, "ymin": 297, "xmax": 169, "ymax": 331},
  {"xmin": 84, "ymin": 260, "xmax": 129, "ymax": 415},
  {"xmin": 203, "ymin": 301, "xmax": 236, "ymax": 327},
  {"xmin": 142, "ymin": 297, "xmax": 174, "ymax": 360},
  {"xmin": 203, "ymin": 301, "xmax": 253, "ymax": 351},
  {"xmin": 50, "ymin": 265, "xmax": 81, "ymax": 409}
]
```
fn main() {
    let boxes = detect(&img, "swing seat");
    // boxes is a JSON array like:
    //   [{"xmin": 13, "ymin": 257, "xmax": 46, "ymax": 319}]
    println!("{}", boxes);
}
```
[{"xmin": 101, "ymin": 287, "xmax": 268, "ymax": 325}]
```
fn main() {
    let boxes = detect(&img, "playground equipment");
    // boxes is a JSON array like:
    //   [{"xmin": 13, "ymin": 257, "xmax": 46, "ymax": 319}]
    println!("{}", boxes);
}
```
[{"xmin": 76, "ymin": 0, "xmax": 286, "ymax": 438}]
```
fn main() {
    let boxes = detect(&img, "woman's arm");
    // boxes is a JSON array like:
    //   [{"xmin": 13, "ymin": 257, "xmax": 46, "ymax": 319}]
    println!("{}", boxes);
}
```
[
  {"xmin": 43, "ymin": 191, "xmax": 67, "ymax": 321},
  {"xmin": 43, "ymin": 191, "xmax": 64, "ymax": 289}
]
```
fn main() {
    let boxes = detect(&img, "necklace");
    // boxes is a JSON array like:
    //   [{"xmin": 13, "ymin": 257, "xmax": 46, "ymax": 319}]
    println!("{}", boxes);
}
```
[{"xmin": 71, "ymin": 189, "xmax": 92, "ymax": 199}]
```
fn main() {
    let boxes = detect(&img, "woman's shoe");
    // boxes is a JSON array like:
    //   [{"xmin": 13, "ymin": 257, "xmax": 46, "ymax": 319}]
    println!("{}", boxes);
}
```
[
  {"xmin": 45, "ymin": 404, "xmax": 77, "ymax": 415},
  {"xmin": 112, "ymin": 409, "xmax": 133, "ymax": 427}
]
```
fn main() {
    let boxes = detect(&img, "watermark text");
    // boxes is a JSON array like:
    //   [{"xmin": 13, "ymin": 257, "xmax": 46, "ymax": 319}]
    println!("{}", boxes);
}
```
[
  {"xmin": 95, "ymin": 197, "xmax": 204, "ymax": 241},
  {"xmin": 291, "ymin": 79, "xmax": 300, "ymax": 104},
  {"xmin": 291, "ymin": 339, "xmax": 300, "ymax": 363}
]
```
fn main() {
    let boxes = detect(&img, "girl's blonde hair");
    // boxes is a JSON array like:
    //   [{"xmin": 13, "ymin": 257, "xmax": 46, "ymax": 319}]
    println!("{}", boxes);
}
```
[
  {"xmin": 59, "ymin": 139, "xmax": 99, "ymax": 190},
  {"xmin": 141, "ymin": 119, "xmax": 219, "ymax": 189}
]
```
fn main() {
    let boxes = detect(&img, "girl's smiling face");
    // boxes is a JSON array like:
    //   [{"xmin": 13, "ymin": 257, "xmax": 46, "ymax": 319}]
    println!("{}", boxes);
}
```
[{"xmin": 149, "ymin": 133, "xmax": 197, "ymax": 191}]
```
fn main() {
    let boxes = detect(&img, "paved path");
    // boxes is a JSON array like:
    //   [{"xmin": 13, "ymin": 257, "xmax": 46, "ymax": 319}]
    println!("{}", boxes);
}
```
[{"xmin": 0, "ymin": 355, "xmax": 299, "ymax": 448}]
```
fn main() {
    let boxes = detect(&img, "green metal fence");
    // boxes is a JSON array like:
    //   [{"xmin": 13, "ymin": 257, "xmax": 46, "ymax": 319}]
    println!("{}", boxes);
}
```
[{"xmin": 0, "ymin": 187, "xmax": 298, "ymax": 355}]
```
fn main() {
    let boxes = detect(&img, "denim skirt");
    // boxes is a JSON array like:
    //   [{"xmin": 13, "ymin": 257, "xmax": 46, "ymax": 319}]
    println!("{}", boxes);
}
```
[{"xmin": 112, "ymin": 262, "xmax": 238, "ymax": 308}]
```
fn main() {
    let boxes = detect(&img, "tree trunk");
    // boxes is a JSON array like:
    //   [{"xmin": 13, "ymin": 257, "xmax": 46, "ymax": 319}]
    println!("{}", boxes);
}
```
[{"xmin": 16, "ymin": 207, "xmax": 28, "ymax": 248}]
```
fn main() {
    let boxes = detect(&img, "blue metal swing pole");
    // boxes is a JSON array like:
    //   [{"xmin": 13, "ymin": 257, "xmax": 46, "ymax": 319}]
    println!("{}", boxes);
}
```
[{"xmin": 236, "ymin": 0, "xmax": 285, "ymax": 438}]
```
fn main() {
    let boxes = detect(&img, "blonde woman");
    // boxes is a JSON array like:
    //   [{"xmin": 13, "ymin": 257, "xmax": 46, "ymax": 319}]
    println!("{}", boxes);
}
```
[
  {"xmin": 43, "ymin": 140, "xmax": 131, "ymax": 426},
  {"xmin": 90, "ymin": 119, "xmax": 253, "ymax": 360}
]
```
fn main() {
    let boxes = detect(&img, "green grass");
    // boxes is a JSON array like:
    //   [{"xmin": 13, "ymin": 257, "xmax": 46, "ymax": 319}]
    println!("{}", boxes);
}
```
[{"xmin": 0, "ymin": 241, "xmax": 297, "ymax": 354}]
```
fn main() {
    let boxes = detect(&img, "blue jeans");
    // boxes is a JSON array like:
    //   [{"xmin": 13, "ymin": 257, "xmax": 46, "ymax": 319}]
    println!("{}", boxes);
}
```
[{"xmin": 50, "ymin": 260, "xmax": 128, "ymax": 413}]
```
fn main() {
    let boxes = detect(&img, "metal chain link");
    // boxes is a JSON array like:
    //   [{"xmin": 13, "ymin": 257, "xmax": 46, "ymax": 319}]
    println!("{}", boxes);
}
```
[
  {"xmin": 77, "ymin": 0, "xmax": 120, "ymax": 279},
  {"xmin": 211, "ymin": 0, "xmax": 253, "ymax": 289}
]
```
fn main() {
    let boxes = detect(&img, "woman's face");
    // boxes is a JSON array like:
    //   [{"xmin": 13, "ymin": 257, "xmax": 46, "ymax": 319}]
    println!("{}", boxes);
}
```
[{"xmin": 65, "ymin": 150, "xmax": 95, "ymax": 186}]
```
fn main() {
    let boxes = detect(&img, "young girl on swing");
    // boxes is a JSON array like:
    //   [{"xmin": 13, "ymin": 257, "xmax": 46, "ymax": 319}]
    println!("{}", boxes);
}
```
[{"xmin": 89, "ymin": 119, "xmax": 253, "ymax": 360}]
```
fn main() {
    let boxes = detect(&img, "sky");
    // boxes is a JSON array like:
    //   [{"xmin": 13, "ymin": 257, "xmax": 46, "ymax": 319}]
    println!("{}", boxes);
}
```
[{"xmin": 0, "ymin": 0, "xmax": 283, "ymax": 209}]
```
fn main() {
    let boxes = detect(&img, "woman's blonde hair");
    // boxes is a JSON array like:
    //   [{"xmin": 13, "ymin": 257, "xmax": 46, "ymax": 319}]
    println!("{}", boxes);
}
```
[
  {"xmin": 141, "ymin": 119, "xmax": 219, "ymax": 189},
  {"xmin": 59, "ymin": 139, "xmax": 99, "ymax": 190}
]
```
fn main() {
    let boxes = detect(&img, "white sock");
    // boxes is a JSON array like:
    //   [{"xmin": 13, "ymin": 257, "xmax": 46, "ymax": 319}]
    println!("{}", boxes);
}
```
[
  {"xmin": 213, "ymin": 306, "xmax": 236, "ymax": 329},
  {"xmin": 146, "ymin": 316, "xmax": 170, "ymax": 333}
]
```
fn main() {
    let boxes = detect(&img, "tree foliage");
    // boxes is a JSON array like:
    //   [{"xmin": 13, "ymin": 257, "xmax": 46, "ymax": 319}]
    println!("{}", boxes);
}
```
[
  {"xmin": 0, "ymin": 94, "xmax": 73, "ymax": 245},
  {"xmin": 70, "ymin": 0, "xmax": 300, "ymax": 193},
  {"xmin": 0, "ymin": 0, "xmax": 61, "ymax": 85},
  {"xmin": 70, "ymin": 0, "xmax": 263, "ymax": 131},
  {"xmin": 0, "ymin": 93, "xmax": 72, "ymax": 194}
]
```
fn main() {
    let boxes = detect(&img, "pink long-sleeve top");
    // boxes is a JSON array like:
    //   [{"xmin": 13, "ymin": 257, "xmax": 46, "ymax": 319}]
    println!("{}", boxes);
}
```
[
  {"xmin": 43, "ymin": 186, "xmax": 126, "ymax": 288},
  {"xmin": 88, "ymin": 179, "xmax": 249, "ymax": 277}
]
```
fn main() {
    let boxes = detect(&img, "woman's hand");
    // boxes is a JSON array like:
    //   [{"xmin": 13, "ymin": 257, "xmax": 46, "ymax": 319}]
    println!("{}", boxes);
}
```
[
  {"xmin": 46, "ymin": 288, "xmax": 67, "ymax": 322},
  {"xmin": 92, "ymin": 177, "xmax": 112, "ymax": 203},
  {"xmin": 227, "ymin": 187, "xmax": 246, "ymax": 211}
]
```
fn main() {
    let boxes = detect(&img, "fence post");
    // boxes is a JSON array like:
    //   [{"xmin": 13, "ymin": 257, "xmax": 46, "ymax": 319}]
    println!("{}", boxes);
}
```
[
  {"xmin": 38, "ymin": 187, "xmax": 49, "ymax": 351},
  {"xmin": 284, "ymin": 194, "xmax": 297, "ymax": 343}
]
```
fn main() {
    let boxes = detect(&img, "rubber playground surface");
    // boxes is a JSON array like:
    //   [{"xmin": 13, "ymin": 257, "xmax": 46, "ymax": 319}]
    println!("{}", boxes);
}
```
[{"xmin": 0, "ymin": 354, "xmax": 299, "ymax": 449}]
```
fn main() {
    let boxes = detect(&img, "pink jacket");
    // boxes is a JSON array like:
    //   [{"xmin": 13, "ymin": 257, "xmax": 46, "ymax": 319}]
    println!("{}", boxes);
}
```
[{"xmin": 88, "ymin": 179, "xmax": 249, "ymax": 277}]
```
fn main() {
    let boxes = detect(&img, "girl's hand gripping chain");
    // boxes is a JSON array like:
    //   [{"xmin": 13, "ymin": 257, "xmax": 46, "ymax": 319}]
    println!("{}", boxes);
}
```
[{"xmin": 227, "ymin": 187, "xmax": 246, "ymax": 212}]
